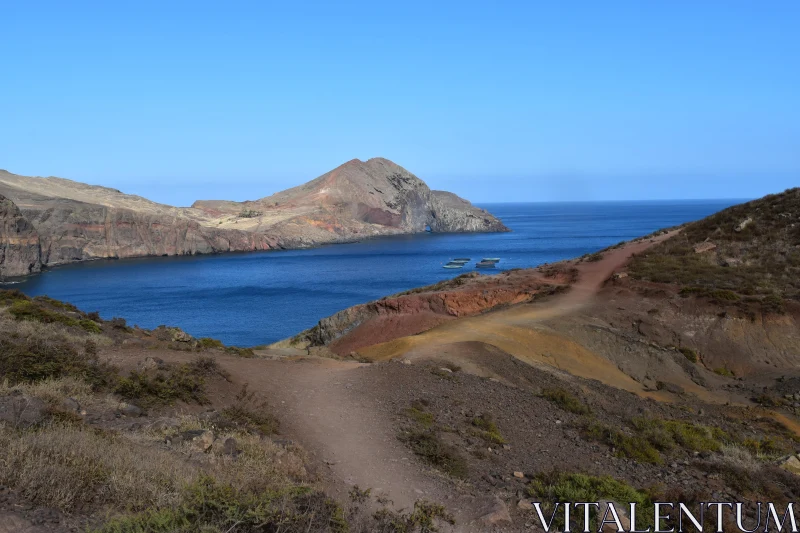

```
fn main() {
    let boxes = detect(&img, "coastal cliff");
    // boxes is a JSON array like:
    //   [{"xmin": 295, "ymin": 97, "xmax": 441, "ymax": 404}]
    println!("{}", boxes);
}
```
[
  {"xmin": 0, "ymin": 194, "xmax": 41, "ymax": 278},
  {"xmin": 0, "ymin": 159, "xmax": 507, "ymax": 270}
]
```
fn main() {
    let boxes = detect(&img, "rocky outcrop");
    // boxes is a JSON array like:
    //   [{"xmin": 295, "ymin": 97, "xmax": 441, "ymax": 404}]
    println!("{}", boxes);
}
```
[
  {"xmin": 0, "ymin": 159, "xmax": 507, "ymax": 272},
  {"xmin": 0, "ymin": 194, "xmax": 41, "ymax": 278}
]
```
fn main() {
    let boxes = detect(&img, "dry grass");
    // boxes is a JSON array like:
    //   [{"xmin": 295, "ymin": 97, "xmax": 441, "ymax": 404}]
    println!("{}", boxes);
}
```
[{"xmin": 0, "ymin": 418, "xmax": 313, "ymax": 514}]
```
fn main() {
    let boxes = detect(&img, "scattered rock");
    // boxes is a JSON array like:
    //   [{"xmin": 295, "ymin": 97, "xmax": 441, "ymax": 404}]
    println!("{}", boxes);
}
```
[
  {"xmin": 401, "ymin": 359, "xmax": 412, "ymax": 365},
  {"xmin": 734, "ymin": 217, "xmax": 753, "ymax": 232},
  {"xmin": 720, "ymin": 257, "xmax": 742, "ymax": 267},
  {"xmin": 117, "ymin": 403, "xmax": 143, "ymax": 417},
  {"xmin": 438, "ymin": 367, "xmax": 453, "ymax": 373},
  {"xmin": 137, "ymin": 356, "xmax": 166, "ymax": 372},
  {"xmin": 0, "ymin": 394, "xmax": 47, "ymax": 428},
  {"xmin": 479, "ymin": 497, "xmax": 512, "ymax": 526},
  {"xmin": 517, "ymin": 499, "xmax": 534, "ymax": 511},
  {"xmin": 693, "ymin": 242, "xmax": 717, "ymax": 254},
  {"xmin": 222, "ymin": 437, "xmax": 239, "ymax": 457},
  {"xmin": 62, "ymin": 397, "xmax": 81, "ymax": 413},
  {"xmin": 180, "ymin": 430, "xmax": 215, "ymax": 452},
  {"xmin": 598, "ymin": 500, "xmax": 631, "ymax": 533},
  {"xmin": 781, "ymin": 455, "xmax": 800, "ymax": 475},
  {"xmin": 513, "ymin": 471, "xmax": 525, "ymax": 479},
  {"xmin": 172, "ymin": 329, "xmax": 192, "ymax": 342}
]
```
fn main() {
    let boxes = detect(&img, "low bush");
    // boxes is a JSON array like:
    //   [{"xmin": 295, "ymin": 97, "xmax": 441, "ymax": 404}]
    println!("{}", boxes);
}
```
[
  {"xmin": 541, "ymin": 387, "xmax": 591, "ymax": 415},
  {"xmin": 679, "ymin": 347, "xmax": 698, "ymax": 363},
  {"xmin": 372, "ymin": 500, "xmax": 455, "ymax": 532},
  {"xmin": 218, "ymin": 384, "xmax": 279, "ymax": 435},
  {"xmin": 8, "ymin": 300, "xmax": 78, "ymax": 327},
  {"xmin": 398, "ymin": 429, "xmax": 468, "ymax": 479},
  {"xmin": 405, "ymin": 407, "xmax": 435, "ymax": 428},
  {"xmin": 115, "ymin": 360, "xmax": 212, "ymax": 407},
  {"xmin": 470, "ymin": 414, "xmax": 506, "ymax": 444},
  {"xmin": 527, "ymin": 471, "xmax": 653, "ymax": 529},
  {"xmin": 0, "ymin": 334, "xmax": 116, "ymax": 388}
]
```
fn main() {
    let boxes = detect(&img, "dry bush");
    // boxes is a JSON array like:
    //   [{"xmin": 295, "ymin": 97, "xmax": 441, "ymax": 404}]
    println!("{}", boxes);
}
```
[{"xmin": 0, "ymin": 376, "xmax": 118, "ymax": 412}]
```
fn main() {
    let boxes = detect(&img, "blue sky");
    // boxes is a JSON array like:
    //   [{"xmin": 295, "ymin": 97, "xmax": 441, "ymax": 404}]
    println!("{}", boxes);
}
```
[{"xmin": 2, "ymin": 1, "xmax": 798, "ymax": 205}]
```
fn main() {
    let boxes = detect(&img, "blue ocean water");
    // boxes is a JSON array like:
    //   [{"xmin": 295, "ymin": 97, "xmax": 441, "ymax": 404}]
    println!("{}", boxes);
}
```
[{"xmin": 11, "ymin": 200, "xmax": 740, "ymax": 346}]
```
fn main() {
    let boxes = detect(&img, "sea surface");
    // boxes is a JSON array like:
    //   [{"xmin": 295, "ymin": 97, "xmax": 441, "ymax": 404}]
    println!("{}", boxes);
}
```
[{"xmin": 10, "ymin": 200, "xmax": 741, "ymax": 346}]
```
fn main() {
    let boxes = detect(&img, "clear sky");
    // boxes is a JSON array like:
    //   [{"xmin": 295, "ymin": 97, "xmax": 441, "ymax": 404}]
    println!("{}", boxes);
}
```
[{"xmin": 2, "ymin": 1, "xmax": 798, "ymax": 205}]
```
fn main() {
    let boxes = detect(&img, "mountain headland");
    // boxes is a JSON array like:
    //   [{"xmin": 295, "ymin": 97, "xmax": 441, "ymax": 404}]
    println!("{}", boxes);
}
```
[{"xmin": 0, "ymin": 158, "xmax": 507, "ymax": 276}]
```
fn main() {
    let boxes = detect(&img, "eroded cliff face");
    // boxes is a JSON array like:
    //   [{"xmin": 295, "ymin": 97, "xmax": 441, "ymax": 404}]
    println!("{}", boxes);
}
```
[
  {"xmin": 18, "ymin": 200, "xmax": 279, "ymax": 265},
  {"xmin": 0, "ymin": 159, "xmax": 507, "ymax": 271},
  {"xmin": 0, "ymin": 194, "xmax": 41, "ymax": 278}
]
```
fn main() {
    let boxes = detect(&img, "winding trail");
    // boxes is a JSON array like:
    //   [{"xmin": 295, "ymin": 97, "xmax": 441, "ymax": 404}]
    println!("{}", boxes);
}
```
[{"xmin": 358, "ymin": 232, "xmax": 679, "ymax": 397}]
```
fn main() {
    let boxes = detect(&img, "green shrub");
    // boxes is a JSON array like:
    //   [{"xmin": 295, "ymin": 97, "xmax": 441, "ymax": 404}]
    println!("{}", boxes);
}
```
[
  {"xmin": 405, "ymin": 407, "xmax": 435, "ymax": 428},
  {"xmin": 679, "ymin": 347, "xmax": 698, "ymax": 363},
  {"xmin": 33, "ymin": 295, "xmax": 80, "ymax": 312},
  {"xmin": 710, "ymin": 289, "xmax": 740, "ymax": 301},
  {"xmin": 225, "ymin": 346, "xmax": 255, "ymax": 357},
  {"xmin": 470, "ymin": 414, "xmax": 506, "ymax": 444},
  {"xmin": 527, "ymin": 472, "xmax": 653, "ymax": 529},
  {"xmin": 8, "ymin": 300, "xmax": 78, "ymax": 327},
  {"xmin": 0, "ymin": 289, "xmax": 30, "ymax": 304},
  {"xmin": 631, "ymin": 418, "xmax": 727, "ymax": 453},
  {"xmin": 582, "ymin": 421, "xmax": 662, "ymax": 464},
  {"xmin": 714, "ymin": 367, "xmax": 734, "ymax": 377},
  {"xmin": 79, "ymin": 319, "xmax": 102, "ymax": 334},
  {"xmin": 541, "ymin": 387, "xmax": 591, "ymax": 414},
  {"xmin": 197, "ymin": 337, "xmax": 224, "ymax": 349}
]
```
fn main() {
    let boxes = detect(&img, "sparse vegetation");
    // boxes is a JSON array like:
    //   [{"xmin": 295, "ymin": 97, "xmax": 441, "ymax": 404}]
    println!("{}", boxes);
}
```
[
  {"xmin": 114, "ymin": 357, "xmax": 221, "ymax": 407},
  {"xmin": 398, "ymin": 429, "xmax": 469, "ymax": 479},
  {"xmin": 541, "ymin": 387, "xmax": 591, "ymax": 414},
  {"xmin": 398, "ymin": 400, "xmax": 468, "ymax": 478},
  {"xmin": 217, "ymin": 383, "xmax": 280, "ymax": 434},
  {"xmin": 372, "ymin": 500, "xmax": 455, "ymax": 532},
  {"xmin": 679, "ymin": 347, "xmax": 699, "ymax": 363},
  {"xmin": 582, "ymin": 417, "xmax": 729, "ymax": 464},
  {"xmin": 469, "ymin": 414, "xmax": 506, "ymax": 444},
  {"xmin": 405, "ymin": 406, "xmax": 435, "ymax": 428},
  {"xmin": 237, "ymin": 209, "xmax": 263, "ymax": 218},
  {"xmin": 714, "ymin": 366, "xmax": 735, "ymax": 377},
  {"xmin": 629, "ymin": 188, "xmax": 800, "ymax": 301}
]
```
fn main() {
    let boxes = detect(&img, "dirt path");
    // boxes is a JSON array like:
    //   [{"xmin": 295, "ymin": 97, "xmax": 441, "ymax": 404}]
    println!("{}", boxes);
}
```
[
  {"xmin": 192, "ymin": 354, "xmax": 487, "ymax": 530},
  {"xmin": 358, "ymin": 232, "xmax": 679, "ymax": 397}
]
